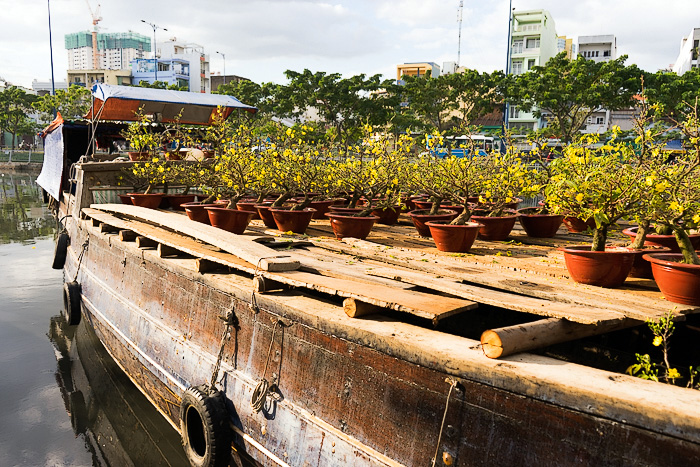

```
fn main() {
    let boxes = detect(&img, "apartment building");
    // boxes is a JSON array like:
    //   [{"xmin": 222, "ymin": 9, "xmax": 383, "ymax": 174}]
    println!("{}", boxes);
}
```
[
  {"xmin": 672, "ymin": 28, "xmax": 700, "ymax": 75},
  {"xmin": 396, "ymin": 62, "xmax": 441, "ymax": 81},
  {"xmin": 507, "ymin": 9, "xmax": 559, "ymax": 132},
  {"xmin": 578, "ymin": 35, "xmax": 617, "ymax": 62},
  {"xmin": 65, "ymin": 31, "xmax": 151, "ymax": 70},
  {"xmin": 157, "ymin": 38, "xmax": 210, "ymax": 93}
]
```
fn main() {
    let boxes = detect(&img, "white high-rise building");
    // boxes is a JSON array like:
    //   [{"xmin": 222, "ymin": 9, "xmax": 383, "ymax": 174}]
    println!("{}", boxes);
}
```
[
  {"xmin": 578, "ymin": 35, "xmax": 617, "ymax": 63},
  {"xmin": 672, "ymin": 28, "xmax": 700, "ymax": 75},
  {"xmin": 65, "ymin": 31, "xmax": 151, "ymax": 71}
]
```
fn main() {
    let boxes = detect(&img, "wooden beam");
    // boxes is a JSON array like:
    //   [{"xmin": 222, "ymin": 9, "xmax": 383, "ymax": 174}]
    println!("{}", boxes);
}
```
[
  {"xmin": 136, "ymin": 236, "xmax": 158, "ymax": 248},
  {"xmin": 100, "ymin": 223, "xmax": 119, "ymax": 233},
  {"xmin": 253, "ymin": 276, "xmax": 288, "ymax": 293},
  {"xmin": 157, "ymin": 243, "xmax": 180, "ymax": 257},
  {"xmin": 119, "ymin": 230, "xmax": 137, "ymax": 242},
  {"xmin": 481, "ymin": 317, "xmax": 641, "ymax": 359},
  {"xmin": 196, "ymin": 258, "xmax": 226, "ymax": 274},
  {"xmin": 343, "ymin": 298, "xmax": 381, "ymax": 318}
]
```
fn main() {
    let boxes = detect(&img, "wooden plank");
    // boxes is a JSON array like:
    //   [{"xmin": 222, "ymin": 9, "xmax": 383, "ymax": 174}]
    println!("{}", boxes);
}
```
[
  {"xmin": 480, "ymin": 317, "xmax": 641, "ymax": 358},
  {"xmin": 83, "ymin": 209, "xmax": 475, "ymax": 322},
  {"xmin": 89, "ymin": 204, "xmax": 300, "ymax": 272}
]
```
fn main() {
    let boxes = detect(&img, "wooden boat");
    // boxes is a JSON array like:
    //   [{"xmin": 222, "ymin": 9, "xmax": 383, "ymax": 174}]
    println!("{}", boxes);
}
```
[{"xmin": 40, "ymin": 86, "xmax": 700, "ymax": 466}]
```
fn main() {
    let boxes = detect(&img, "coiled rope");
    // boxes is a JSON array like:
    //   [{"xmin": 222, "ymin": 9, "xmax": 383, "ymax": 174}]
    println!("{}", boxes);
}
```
[
  {"xmin": 72, "ymin": 236, "xmax": 90, "ymax": 282},
  {"xmin": 250, "ymin": 319, "xmax": 283, "ymax": 412},
  {"xmin": 209, "ymin": 309, "xmax": 237, "ymax": 390}
]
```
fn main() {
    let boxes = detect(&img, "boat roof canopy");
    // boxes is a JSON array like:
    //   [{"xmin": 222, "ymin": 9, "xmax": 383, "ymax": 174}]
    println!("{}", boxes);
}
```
[{"xmin": 85, "ymin": 84, "xmax": 257, "ymax": 125}]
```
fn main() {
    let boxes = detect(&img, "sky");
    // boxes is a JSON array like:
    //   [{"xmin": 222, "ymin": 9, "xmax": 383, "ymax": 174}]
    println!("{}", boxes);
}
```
[{"xmin": 0, "ymin": 0, "xmax": 698, "ymax": 89}]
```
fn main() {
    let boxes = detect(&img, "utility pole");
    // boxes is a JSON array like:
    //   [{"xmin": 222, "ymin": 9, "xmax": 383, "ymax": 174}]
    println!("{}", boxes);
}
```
[
  {"xmin": 141, "ymin": 20, "xmax": 167, "ymax": 82},
  {"xmin": 457, "ymin": 1, "xmax": 463, "ymax": 67},
  {"xmin": 216, "ymin": 51, "xmax": 226, "ymax": 86},
  {"xmin": 503, "ymin": 0, "xmax": 514, "ymax": 133}
]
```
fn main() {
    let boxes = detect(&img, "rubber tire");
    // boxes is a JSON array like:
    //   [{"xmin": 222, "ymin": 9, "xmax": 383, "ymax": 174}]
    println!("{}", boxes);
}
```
[
  {"xmin": 180, "ymin": 385, "xmax": 232, "ymax": 467},
  {"xmin": 63, "ymin": 281, "xmax": 82, "ymax": 326},
  {"xmin": 52, "ymin": 232, "xmax": 69, "ymax": 269}
]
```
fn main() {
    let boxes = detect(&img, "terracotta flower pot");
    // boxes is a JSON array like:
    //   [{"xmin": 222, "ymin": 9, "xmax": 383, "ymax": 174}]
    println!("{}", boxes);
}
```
[
  {"xmin": 165, "ymin": 151, "xmax": 182, "ymax": 161},
  {"xmin": 622, "ymin": 227, "xmax": 700, "ymax": 253},
  {"xmin": 118, "ymin": 194, "xmax": 133, "ymax": 205},
  {"xmin": 214, "ymin": 199, "xmax": 231, "ymax": 206},
  {"xmin": 644, "ymin": 253, "xmax": 700, "ymax": 305},
  {"xmin": 328, "ymin": 205, "xmax": 365, "ymax": 215},
  {"xmin": 128, "ymin": 193, "xmax": 163, "ymax": 209},
  {"xmin": 164, "ymin": 194, "xmax": 196, "ymax": 211},
  {"xmin": 470, "ymin": 214, "xmax": 518, "ymax": 241},
  {"xmin": 425, "ymin": 221, "xmax": 481, "ymax": 252},
  {"xmin": 255, "ymin": 203, "xmax": 278, "ymax": 228},
  {"xmin": 307, "ymin": 199, "xmax": 336, "ymax": 219},
  {"xmin": 561, "ymin": 246, "xmax": 636, "ymax": 288},
  {"xmin": 205, "ymin": 207, "xmax": 255, "ymax": 234},
  {"xmin": 626, "ymin": 247, "xmax": 672, "ymax": 279},
  {"xmin": 236, "ymin": 201, "xmax": 261, "ymax": 220},
  {"xmin": 371, "ymin": 206, "xmax": 402, "ymax": 225},
  {"xmin": 517, "ymin": 209, "xmax": 564, "ymax": 238},
  {"xmin": 413, "ymin": 199, "xmax": 434, "ymax": 210},
  {"xmin": 563, "ymin": 216, "xmax": 596, "ymax": 233},
  {"xmin": 408, "ymin": 209, "xmax": 459, "ymax": 237},
  {"xmin": 127, "ymin": 151, "xmax": 150, "ymax": 161},
  {"xmin": 269, "ymin": 207, "xmax": 317, "ymax": 234},
  {"xmin": 325, "ymin": 213, "xmax": 380, "ymax": 239},
  {"xmin": 182, "ymin": 203, "xmax": 219, "ymax": 224}
]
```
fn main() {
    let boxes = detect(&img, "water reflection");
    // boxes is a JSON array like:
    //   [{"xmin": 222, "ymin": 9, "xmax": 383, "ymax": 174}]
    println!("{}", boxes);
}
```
[{"xmin": 0, "ymin": 173, "xmax": 54, "ymax": 244}]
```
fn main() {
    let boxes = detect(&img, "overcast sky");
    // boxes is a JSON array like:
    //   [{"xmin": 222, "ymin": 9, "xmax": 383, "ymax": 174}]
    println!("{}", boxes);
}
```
[{"xmin": 1, "ymin": 0, "xmax": 698, "ymax": 89}]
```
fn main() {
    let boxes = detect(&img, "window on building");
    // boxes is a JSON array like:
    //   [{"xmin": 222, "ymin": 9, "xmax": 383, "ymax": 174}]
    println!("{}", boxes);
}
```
[
  {"xmin": 595, "ymin": 51, "xmax": 599, "ymax": 57},
  {"xmin": 596, "ymin": 116, "xmax": 605, "ymax": 125},
  {"xmin": 526, "ymin": 38, "xmax": 540, "ymax": 49},
  {"xmin": 527, "ymin": 59, "xmax": 535, "ymax": 70},
  {"xmin": 511, "ymin": 61, "xmax": 523, "ymax": 75},
  {"xmin": 512, "ymin": 41, "xmax": 523, "ymax": 54},
  {"xmin": 603, "ymin": 50, "xmax": 611, "ymax": 57},
  {"xmin": 509, "ymin": 106, "xmax": 520, "ymax": 119}
]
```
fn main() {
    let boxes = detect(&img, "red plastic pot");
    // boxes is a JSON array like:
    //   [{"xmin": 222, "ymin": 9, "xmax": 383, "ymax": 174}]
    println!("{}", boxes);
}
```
[
  {"xmin": 269, "ymin": 207, "xmax": 317, "ymax": 234},
  {"xmin": 408, "ymin": 209, "xmax": 459, "ymax": 237},
  {"xmin": 517, "ymin": 209, "xmax": 564, "ymax": 238},
  {"xmin": 626, "ymin": 247, "xmax": 671, "ymax": 279},
  {"xmin": 328, "ymin": 205, "xmax": 365, "ymax": 215},
  {"xmin": 563, "ymin": 216, "xmax": 596, "ymax": 233},
  {"xmin": 644, "ymin": 253, "xmax": 700, "ymax": 305},
  {"xmin": 127, "ymin": 152, "xmax": 150, "ymax": 161},
  {"xmin": 118, "ymin": 194, "xmax": 133, "ymax": 205},
  {"xmin": 307, "ymin": 199, "xmax": 336, "ymax": 219},
  {"xmin": 236, "ymin": 201, "xmax": 261, "ymax": 220},
  {"xmin": 128, "ymin": 193, "xmax": 163, "ymax": 209},
  {"xmin": 622, "ymin": 227, "xmax": 700, "ymax": 253},
  {"xmin": 425, "ymin": 221, "xmax": 481, "ymax": 252},
  {"xmin": 182, "ymin": 203, "xmax": 219, "ymax": 224},
  {"xmin": 164, "ymin": 194, "xmax": 196, "ymax": 211},
  {"xmin": 561, "ymin": 245, "xmax": 636, "ymax": 288},
  {"xmin": 470, "ymin": 214, "xmax": 518, "ymax": 241},
  {"xmin": 371, "ymin": 206, "xmax": 402, "ymax": 225},
  {"xmin": 255, "ymin": 203, "xmax": 278, "ymax": 228},
  {"xmin": 205, "ymin": 207, "xmax": 255, "ymax": 234},
  {"xmin": 325, "ymin": 213, "xmax": 380, "ymax": 239}
]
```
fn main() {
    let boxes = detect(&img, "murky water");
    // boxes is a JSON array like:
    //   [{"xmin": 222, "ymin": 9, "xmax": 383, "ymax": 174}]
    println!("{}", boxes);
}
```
[{"xmin": 0, "ymin": 172, "xmax": 188, "ymax": 466}]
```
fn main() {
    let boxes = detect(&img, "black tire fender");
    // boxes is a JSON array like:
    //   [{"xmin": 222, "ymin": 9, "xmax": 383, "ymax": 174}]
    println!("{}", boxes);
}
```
[
  {"xmin": 52, "ymin": 232, "xmax": 69, "ymax": 270},
  {"xmin": 63, "ymin": 281, "xmax": 82, "ymax": 326},
  {"xmin": 180, "ymin": 385, "xmax": 232, "ymax": 467}
]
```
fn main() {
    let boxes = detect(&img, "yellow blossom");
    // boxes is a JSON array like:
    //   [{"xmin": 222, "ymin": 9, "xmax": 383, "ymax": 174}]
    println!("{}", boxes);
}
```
[{"xmin": 652, "ymin": 336, "xmax": 662, "ymax": 347}]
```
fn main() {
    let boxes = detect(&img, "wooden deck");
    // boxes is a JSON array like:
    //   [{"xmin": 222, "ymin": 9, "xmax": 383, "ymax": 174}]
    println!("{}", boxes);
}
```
[{"xmin": 86, "ymin": 203, "xmax": 700, "ymax": 359}]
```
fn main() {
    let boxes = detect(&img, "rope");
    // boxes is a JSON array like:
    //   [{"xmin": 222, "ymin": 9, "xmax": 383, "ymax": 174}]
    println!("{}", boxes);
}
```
[
  {"xmin": 72, "ymin": 236, "xmax": 90, "ymax": 282},
  {"xmin": 249, "ymin": 255, "xmax": 291, "ymax": 314},
  {"xmin": 431, "ymin": 378, "xmax": 458, "ymax": 467},
  {"xmin": 209, "ymin": 309, "xmax": 237, "ymax": 390},
  {"xmin": 250, "ymin": 319, "xmax": 282, "ymax": 412}
]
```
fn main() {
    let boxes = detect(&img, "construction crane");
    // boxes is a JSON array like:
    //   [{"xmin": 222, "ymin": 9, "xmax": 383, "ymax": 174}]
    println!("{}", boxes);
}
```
[
  {"xmin": 457, "ymin": 0, "xmax": 464, "ymax": 67},
  {"xmin": 84, "ymin": 0, "xmax": 102, "ymax": 69}
]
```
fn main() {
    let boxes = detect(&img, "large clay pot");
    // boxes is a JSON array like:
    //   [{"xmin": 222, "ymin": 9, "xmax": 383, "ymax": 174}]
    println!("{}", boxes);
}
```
[
  {"xmin": 118, "ymin": 194, "xmax": 133, "ymax": 205},
  {"xmin": 205, "ymin": 207, "xmax": 255, "ymax": 234},
  {"xmin": 255, "ymin": 203, "xmax": 278, "ymax": 228},
  {"xmin": 127, "ymin": 151, "xmax": 150, "ymax": 161},
  {"xmin": 236, "ymin": 200, "xmax": 261, "ymax": 220},
  {"xmin": 164, "ymin": 194, "xmax": 196, "ymax": 211},
  {"xmin": 517, "ymin": 208, "xmax": 564, "ymax": 238},
  {"xmin": 413, "ymin": 199, "xmax": 434, "ymax": 210},
  {"xmin": 622, "ymin": 227, "xmax": 700, "ymax": 253},
  {"xmin": 561, "ymin": 246, "xmax": 636, "ymax": 288},
  {"xmin": 307, "ymin": 199, "xmax": 336, "ymax": 219},
  {"xmin": 182, "ymin": 203, "xmax": 219, "ymax": 224},
  {"xmin": 328, "ymin": 205, "xmax": 365, "ymax": 215},
  {"xmin": 371, "ymin": 206, "xmax": 402, "ymax": 225},
  {"xmin": 644, "ymin": 253, "xmax": 700, "ymax": 305},
  {"xmin": 425, "ymin": 221, "xmax": 481, "ymax": 252},
  {"xmin": 269, "ymin": 208, "xmax": 317, "ymax": 234},
  {"xmin": 626, "ymin": 247, "xmax": 672, "ymax": 279},
  {"xmin": 470, "ymin": 214, "xmax": 518, "ymax": 241},
  {"xmin": 563, "ymin": 216, "xmax": 596, "ymax": 233},
  {"xmin": 408, "ymin": 209, "xmax": 459, "ymax": 237},
  {"xmin": 325, "ymin": 213, "xmax": 379, "ymax": 240},
  {"xmin": 128, "ymin": 193, "xmax": 163, "ymax": 209}
]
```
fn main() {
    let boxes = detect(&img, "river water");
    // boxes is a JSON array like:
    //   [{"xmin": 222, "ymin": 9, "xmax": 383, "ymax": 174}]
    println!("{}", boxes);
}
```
[{"xmin": 0, "ymin": 172, "xmax": 188, "ymax": 466}]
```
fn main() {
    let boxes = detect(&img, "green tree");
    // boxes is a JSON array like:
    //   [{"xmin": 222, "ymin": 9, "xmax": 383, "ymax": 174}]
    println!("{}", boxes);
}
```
[
  {"xmin": 135, "ymin": 80, "xmax": 187, "ymax": 91},
  {"xmin": 396, "ymin": 71, "xmax": 454, "ymax": 133},
  {"xmin": 0, "ymin": 86, "xmax": 38, "ymax": 150},
  {"xmin": 508, "ymin": 53, "xmax": 642, "ymax": 143},
  {"xmin": 33, "ymin": 85, "xmax": 92, "ymax": 122},
  {"xmin": 645, "ymin": 69, "xmax": 700, "ymax": 121}
]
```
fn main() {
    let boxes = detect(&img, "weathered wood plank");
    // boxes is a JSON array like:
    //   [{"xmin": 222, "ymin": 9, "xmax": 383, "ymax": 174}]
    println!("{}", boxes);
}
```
[
  {"xmin": 89, "ymin": 204, "xmax": 300, "ymax": 272},
  {"xmin": 480, "ymin": 317, "xmax": 642, "ymax": 358}
]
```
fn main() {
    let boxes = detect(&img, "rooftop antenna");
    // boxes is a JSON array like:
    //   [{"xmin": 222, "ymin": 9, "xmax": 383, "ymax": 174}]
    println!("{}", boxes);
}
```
[{"xmin": 457, "ymin": 0, "xmax": 464, "ymax": 67}]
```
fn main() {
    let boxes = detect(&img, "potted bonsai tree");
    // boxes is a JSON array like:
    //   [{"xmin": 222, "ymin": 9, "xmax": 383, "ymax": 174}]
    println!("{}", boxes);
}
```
[
  {"xmin": 121, "ymin": 110, "xmax": 163, "ymax": 161},
  {"xmin": 546, "ymin": 130, "xmax": 647, "ymax": 288},
  {"xmin": 125, "ymin": 155, "xmax": 168, "ymax": 208}
]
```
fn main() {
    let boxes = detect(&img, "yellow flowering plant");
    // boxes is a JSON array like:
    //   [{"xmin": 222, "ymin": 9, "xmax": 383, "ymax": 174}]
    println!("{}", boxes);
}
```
[
  {"xmin": 120, "ymin": 109, "xmax": 164, "ymax": 157},
  {"xmin": 208, "ymin": 124, "xmax": 260, "ymax": 209},
  {"xmin": 128, "ymin": 155, "xmax": 168, "ymax": 194}
]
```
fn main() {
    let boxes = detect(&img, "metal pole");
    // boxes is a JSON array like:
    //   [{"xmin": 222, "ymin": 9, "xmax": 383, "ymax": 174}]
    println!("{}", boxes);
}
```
[
  {"xmin": 48, "ymin": 0, "xmax": 56, "ymax": 118},
  {"xmin": 141, "ymin": 20, "xmax": 167, "ymax": 83},
  {"xmin": 216, "ymin": 51, "xmax": 226, "ymax": 86},
  {"xmin": 503, "ymin": 0, "xmax": 514, "ymax": 133}
]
